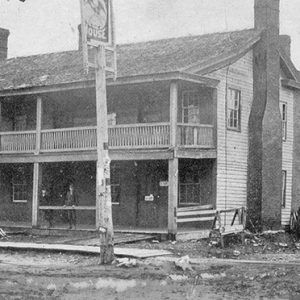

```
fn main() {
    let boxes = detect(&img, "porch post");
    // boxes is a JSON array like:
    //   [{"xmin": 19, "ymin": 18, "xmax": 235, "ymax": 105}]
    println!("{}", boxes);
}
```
[
  {"xmin": 168, "ymin": 80, "xmax": 178, "ymax": 239},
  {"xmin": 170, "ymin": 80, "xmax": 178, "ymax": 147},
  {"xmin": 32, "ymin": 162, "xmax": 41, "ymax": 227},
  {"xmin": 35, "ymin": 96, "xmax": 42, "ymax": 155},
  {"xmin": 0, "ymin": 101, "xmax": 2, "ymax": 127},
  {"xmin": 168, "ymin": 158, "xmax": 178, "ymax": 239}
]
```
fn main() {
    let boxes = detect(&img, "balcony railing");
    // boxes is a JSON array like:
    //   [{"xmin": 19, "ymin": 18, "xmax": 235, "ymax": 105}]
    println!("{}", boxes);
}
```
[
  {"xmin": 177, "ymin": 123, "xmax": 214, "ymax": 148},
  {"xmin": 0, "ymin": 123, "xmax": 214, "ymax": 153},
  {"xmin": 0, "ymin": 130, "xmax": 36, "ymax": 153}
]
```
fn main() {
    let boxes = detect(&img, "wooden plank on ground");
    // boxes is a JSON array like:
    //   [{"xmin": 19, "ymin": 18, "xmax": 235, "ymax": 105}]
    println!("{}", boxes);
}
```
[
  {"xmin": 0, "ymin": 242, "xmax": 172, "ymax": 258},
  {"xmin": 66, "ymin": 233, "xmax": 155, "ymax": 246}
]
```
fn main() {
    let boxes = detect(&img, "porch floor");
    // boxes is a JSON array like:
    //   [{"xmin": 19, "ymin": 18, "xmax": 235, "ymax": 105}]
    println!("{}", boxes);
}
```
[{"xmin": 0, "ymin": 221, "xmax": 211, "ymax": 240}]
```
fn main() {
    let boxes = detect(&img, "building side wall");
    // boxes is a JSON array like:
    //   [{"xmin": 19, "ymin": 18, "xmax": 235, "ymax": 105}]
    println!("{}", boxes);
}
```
[
  {"xmin": 206, "ymin": 51, "xmax": 253, "ymax": 215},
  {"xmin": 280, "ymin": 85, "xmax": 294, "ymax": 225}
]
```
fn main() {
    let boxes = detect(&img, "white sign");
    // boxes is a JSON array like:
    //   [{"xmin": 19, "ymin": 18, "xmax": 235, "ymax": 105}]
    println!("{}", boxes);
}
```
[
  {"xmin": 159, "ymin": 181, "xmax": 169, "ymax": 187},
  {"xmin": 145, "ymin": 194, "xmax": 154, "ymax": 202}
]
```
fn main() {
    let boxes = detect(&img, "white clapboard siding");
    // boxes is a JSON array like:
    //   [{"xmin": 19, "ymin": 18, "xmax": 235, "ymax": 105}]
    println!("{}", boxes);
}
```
[
  {"xmin": 280, "ymin": 85, "xmax": 294, "ymax": 225},
  {"xmin": 207, "ymin": 51, "xmax": 253, "ymax": 221}
]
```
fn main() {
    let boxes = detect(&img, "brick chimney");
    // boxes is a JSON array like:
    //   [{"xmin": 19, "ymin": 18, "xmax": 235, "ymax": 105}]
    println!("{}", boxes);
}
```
[
  {"xmin": 0, "ymin": 28, "xmax": 9, "ymax": 60},
  {"xmin": 279, "ymin": 34, "xmax": 291, "ymax": 57},
  {"xmin": 247, "ymin": 0, "xmax": 282, "ymax": 230}
]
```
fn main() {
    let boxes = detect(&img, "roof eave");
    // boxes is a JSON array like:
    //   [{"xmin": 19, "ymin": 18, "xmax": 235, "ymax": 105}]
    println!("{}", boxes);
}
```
[
  {"xmin": 281, "ymin": 79, "xmax": 300, "ymax": 90},
  {"xmin": 279, "ymin": 49, "xmax": 299, "ymax": 81},
  {"xmin": 0, "ymin": 71, "xmax": 220, "ymax": 97},
  {"xmin": 182, "ymin": 34, "xmax": 261, "ymax": 75}
]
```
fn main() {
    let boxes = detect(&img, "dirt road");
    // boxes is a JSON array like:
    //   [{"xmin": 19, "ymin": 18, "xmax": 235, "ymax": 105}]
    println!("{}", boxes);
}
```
[{"xmin": 0, "ymin": 249, "xmax": 299, "ymax": 300}]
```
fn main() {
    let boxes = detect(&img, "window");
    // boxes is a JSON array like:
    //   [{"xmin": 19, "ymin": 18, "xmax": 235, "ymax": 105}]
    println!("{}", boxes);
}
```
[
  {"xmin": 280, "ymin": 103, "xmax": 287, "ymax": 141},
  {"xmin": 227, "ymin": 88, "xmax": 241, "ymax": 130},
  {"xmin": 13, "ymin": 182, "xmax": 27, "ymax": 203},
  {"xmin": 282, "ymin": 170, "xmax": 287, "ymax": 208},
  {"xmin": 111, "ymin": 163, "xmax": 120, "ymax": 204},
  {"xmin": 179, "ymin": 167, "xmax": 200, "ymax": 205},
  {"xmin": 12, "ymin": 166, "xmax": 27, "ymax": 203},
  {"xmin": 182, "ymin": 91, "xmax": 200, "ymax": 124}
]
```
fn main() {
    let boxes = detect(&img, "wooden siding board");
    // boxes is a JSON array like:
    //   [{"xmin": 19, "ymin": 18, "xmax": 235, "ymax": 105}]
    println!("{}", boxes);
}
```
[
  {"xmin": 207, "ymin": 51, "xmax": 253, "ymax": 215},
  {"xmin": 281, "ymin": 85, "xmax": 294, "ymax": 225},
  {"xmin": 206, "ymin": 51, "xmax": 294, "ymax": 227}
]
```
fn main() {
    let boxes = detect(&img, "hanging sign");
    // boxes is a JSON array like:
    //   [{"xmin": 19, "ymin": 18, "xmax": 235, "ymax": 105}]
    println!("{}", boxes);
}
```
[
  {"xmin": 80, "ymin": 0, "xmax": 117, "ymax": 75},
  {"xmin": 81, "ymin": 0, "xmax": 111, "ymax": 46}
]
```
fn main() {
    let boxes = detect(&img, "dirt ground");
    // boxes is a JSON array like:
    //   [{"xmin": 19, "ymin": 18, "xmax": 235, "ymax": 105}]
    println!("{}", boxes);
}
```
[
  {"xmin": 1, "ymin": 231, "xmax": 300, "ymax": 299},
  {"xmin": 0, "ymin": 249, "xmax": 299, "ymax": 299}
]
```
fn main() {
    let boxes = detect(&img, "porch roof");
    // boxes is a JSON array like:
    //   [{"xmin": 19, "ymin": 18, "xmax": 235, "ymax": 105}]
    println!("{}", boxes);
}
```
[
  {"xmin": 0, "ymin": 71, "xmax": 220, "ymax": 97},
  {"xmin": 0, "ymin": 28, "xmax": 260, "ymax": 95}
]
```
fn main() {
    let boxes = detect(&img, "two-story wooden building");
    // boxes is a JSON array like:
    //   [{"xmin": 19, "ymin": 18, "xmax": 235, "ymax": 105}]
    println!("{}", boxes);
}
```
[{"xmin": 0, "ymin": 0, "xmax": 300, "ymax": 236}]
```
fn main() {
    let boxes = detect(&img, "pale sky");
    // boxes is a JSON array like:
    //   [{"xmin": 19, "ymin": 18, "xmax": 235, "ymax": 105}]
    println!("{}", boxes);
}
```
[{"xmin": 1, "ymin": 0, "xmax": 300, "ymax": 68}]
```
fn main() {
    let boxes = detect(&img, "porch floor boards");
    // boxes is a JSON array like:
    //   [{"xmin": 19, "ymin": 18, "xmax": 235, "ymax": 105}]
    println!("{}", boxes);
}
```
[{"xmin": 0, "ymin": 222, "xmax": 211, "ymax": 240}]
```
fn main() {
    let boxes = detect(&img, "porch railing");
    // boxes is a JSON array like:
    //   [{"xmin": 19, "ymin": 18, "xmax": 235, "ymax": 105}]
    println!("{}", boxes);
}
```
[
  {"xmin": 108, "ymin": 123, "xmax": 170, "ymax": 149},
  {"xmin": 0, "ymin": 130, "xmax": 36, "ymax": 153},
  {"xmin": 0, "ymin": 123, "xmax": 215, "ymax": 153},
  {"xmin": 177, "ymin": 123, "xmax": 214, "ymax": 148},
  {"xmin": 41, "ymin": 127, "xmax": 96, "ymax": 152}
]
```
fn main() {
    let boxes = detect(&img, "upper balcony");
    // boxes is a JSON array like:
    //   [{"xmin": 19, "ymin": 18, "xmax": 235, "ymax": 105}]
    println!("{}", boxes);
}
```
[
  {"xmin": 0, "ymin": 123, "xmax": 214, "ymax": 153},
  {"xmin": 0, "ymin": 76, "xmax": 217, "ymax": 158}
]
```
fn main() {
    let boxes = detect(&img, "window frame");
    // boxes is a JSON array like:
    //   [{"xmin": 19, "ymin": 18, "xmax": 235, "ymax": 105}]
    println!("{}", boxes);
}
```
[
  {"xmin": 179, "ymin": 166, "xmax": 201, "ymax": 206},
  {"xmin": 181, "ymin": 90, "xmax": 201, "ymax": 124},
  {"xmin": 280, "ymin": 102, "xmax": 287, "ymax": 141},
  {"xmin": 12, "ymin": 182, "xmax": 27, "ymax": 203},
  {"xmin": 282, "ymin": 170, "xmax": 287, "ymax": 208},
  {"xmin": 227, "ymin": 88, "xmax": 241, "ymax": 131},
  {"xmin": 179, "ymin": 182, "xmax": 201, "ymax": 206}
]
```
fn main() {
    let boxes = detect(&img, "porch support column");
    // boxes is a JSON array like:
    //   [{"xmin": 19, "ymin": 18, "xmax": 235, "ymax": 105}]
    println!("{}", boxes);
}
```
[
  {"xmin": 168, "ymin": 80, "xmax": 178, "ymax": 239},
  {"xmin": 32, "ymin": 162, "xmax": 42, "ymax": 228},
  {"xmin": 35, "ymin": 96, "xmax": 42, "ymax": 155},
  {"xmin": 0, "ymin": 101, "xmax": 2, "ymax": 128},
  {"xmin": 170, "ymin": 80, "xmax": 178, "ymax": 147},
  {"xmin": 168, "ymin": 158, "xmax": 178, "ymax": 240}
]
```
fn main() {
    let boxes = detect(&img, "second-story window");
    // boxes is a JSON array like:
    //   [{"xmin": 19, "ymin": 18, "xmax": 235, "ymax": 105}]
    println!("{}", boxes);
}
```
[
  {"xmin": 227, "ymin": 88, "xmax": 241, "ymax": 131},
  {"xmin": 182, "ymin": 91, "xmax": 200, "ymax": 124},
  {"xmin": 280, "ymin": 102, "xmax": 287, "ymax": 141}
]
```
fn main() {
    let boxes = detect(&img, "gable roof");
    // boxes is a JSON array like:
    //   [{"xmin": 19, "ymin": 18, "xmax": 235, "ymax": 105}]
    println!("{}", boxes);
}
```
[{"xmin": 0, "ymin": 29, "xmax": 262, "ymax": 93}]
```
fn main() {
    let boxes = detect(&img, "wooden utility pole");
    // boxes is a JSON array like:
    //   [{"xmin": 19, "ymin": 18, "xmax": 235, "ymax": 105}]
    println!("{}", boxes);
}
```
[
  {"xmin": 80, "ymin": 0, "xmax": 115, "ymax": 264},
  {"xmin": 95, "ymin": 44, "xmax": 114, "ymax": 264}
]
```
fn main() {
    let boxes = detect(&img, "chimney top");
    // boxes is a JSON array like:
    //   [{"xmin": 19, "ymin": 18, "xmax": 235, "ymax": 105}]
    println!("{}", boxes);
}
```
[
  {"xmin": 0, "ymin": 28, "xmax": 10, "ymax": 60},
  {"xmin": 254, "ymin": 0, "xmax": 280, "ymax": 31}
]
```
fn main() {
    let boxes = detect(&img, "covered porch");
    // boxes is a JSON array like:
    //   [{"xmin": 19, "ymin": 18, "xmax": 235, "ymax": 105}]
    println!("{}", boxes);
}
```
[
  {"xmin": 0, "ymin": 158, "xmax": 216, "ymax": 236},
  {"xmin": 0, "ymin": 72, "xmax": 218, "ymax": 155}
]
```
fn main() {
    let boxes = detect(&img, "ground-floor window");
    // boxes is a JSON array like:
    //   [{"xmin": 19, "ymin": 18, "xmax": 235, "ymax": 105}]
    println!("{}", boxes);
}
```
[
  {"xmin": 12, "ymin": 183, "xmax": 27, "ymax": 203},
  {"xmin": 282, "ymin": 170, "xmax": 287, "ymax": 208},
  {"xmin": 179, "ymin": 166, "xmax": 200, "ymax": 205},
  {"xmin": 179, "ymin": 182, "xmax": 200, "ymax": 205},
  {"xmin": 12, "ymin": 166, "xmax": 28, "ymax": 203}
]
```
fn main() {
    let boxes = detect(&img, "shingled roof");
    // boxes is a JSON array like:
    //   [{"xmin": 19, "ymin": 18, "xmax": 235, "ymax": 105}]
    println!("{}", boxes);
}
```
[{"xmin": 0, "ymin": 29, "xmax": 260, "ymax": 91}]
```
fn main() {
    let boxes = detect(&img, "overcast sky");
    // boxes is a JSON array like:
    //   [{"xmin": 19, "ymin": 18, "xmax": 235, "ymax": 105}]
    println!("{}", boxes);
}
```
[{"xmin": 1, "ymin": 0, "xmax": 300, "ymax": 68}]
